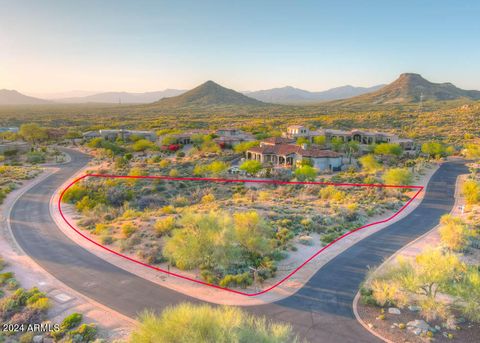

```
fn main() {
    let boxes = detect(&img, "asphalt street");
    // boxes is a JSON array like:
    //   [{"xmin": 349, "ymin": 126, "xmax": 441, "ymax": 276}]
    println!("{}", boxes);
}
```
[{"xmin": 9, "ymin": 148, "xmax": 468, "ymax": 342}]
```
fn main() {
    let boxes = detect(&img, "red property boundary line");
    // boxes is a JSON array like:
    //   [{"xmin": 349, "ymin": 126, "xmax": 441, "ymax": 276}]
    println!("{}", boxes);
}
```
[{"xmin": 58, "ymin": 174, "xmax": 424, "ymax": 297}]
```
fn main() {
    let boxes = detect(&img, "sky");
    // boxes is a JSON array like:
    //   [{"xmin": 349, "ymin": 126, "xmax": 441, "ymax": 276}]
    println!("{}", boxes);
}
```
[{"xmin": 1, "ymin": 0, "xmax": 480, "ymax": 95}]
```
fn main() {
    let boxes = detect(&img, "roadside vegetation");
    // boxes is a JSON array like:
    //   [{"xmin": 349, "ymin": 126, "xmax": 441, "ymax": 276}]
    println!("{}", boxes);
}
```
[
  {"xmin": 129, "ymin": 302, "xmax": 303, "ymax": 343},
  {"xmin": 359, "ymin": 151, "xmax": 480, "ymax": 342},
  {"xmin": 0, "ymin": 255, "xmax": 98, "ymax": 343}
]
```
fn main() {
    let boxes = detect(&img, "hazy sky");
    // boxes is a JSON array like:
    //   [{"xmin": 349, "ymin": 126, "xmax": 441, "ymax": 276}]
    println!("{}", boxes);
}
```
[{"xmin": 1, "ymin": 0, "xmax": 480, "ymax": 94}]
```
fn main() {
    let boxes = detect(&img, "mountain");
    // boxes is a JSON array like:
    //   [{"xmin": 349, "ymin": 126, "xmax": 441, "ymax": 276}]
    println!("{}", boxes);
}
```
[
  {"xmin": 0, "ymin": 89, "xmax": 50, "ymax": 105},
  {"xmin": 336, "ymin": 73, "xmax": 480, "ymax": 105},
  {"xmin": 245, "ymin": 84, "xmax": 384, "ymax": 104},
  {"xmin": 56, "ymin": 89, "xmax": 186, "ymax": 103},
  {"xmin": 153, "ymin": 81, "xmax": 265, "ymax": 107}
]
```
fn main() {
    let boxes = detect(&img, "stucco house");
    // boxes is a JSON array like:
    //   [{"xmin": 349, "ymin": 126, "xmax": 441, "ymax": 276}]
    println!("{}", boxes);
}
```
[
  {"xmin": 282, "ymin": 125, "xmax": 416, "ymax": 152},
  {"xmin": 246, "ymin": 137, "xmax": 343, "ymax": 172},
  {"xmin": 83, "ymin": 129, "xmax": 157, "ymax": 142}
]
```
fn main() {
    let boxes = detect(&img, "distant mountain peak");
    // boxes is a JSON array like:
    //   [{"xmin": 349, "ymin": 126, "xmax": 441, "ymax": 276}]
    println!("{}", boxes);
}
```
[
  {"xmin": 153, "ymin": 81, "xmax": 264, "ymax": 107},
  {"xmin": 333, "ymin": 73, "xmax": 480, "ymax": 105},
  {"xmin": 0, "ymin": 89, "xmax": 49, "ymax": 105}
]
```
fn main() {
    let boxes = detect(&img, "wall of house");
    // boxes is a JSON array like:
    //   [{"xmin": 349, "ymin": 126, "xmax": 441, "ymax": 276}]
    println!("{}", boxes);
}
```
[{"xmin": 312, "ymin": 157, "xmax": 343, "ymax": 171}]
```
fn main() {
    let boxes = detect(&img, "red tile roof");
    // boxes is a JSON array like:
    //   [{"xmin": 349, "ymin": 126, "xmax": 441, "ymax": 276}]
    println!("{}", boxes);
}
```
[{"xmin": 247, "ymin": 143, "xmax": 341, "ymax": 159}]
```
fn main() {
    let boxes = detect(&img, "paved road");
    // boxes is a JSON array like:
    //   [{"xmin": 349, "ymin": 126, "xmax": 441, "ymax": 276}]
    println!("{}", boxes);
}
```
[{"xmin": 9, "ymin": 148, "xmax": 468, "ymax": 342}]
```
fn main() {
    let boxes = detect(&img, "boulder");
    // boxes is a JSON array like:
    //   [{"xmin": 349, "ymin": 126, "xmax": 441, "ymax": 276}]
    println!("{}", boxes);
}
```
[
  {"xmin": 407, "ymin": 319, "xmax": 431, "ymax": 331},
  {"xmin": 388, "ymin": 307, "xmax": 401, "ymax": 315},
  {"xmin": 408, "ymin": 305, "xmax": 421, "ymax": 312}
]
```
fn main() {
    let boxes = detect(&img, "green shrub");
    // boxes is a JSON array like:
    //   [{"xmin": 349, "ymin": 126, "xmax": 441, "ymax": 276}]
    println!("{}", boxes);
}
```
[
  {"xmin": 26, "ymin": 151, "xmax": 45, "ymax": 164},
  {"xmin": 61, "ymin": 312, "xmax": 83, "ymax": 330},
  {"xmin": 93, "ymin": 223, "xmax": 109, "ymax": 235},
  {"xmin": 130, "ymin": 304, "xmax": 300, "ymax": 343},
  {"xmin": 462, "ymin": 179, "xmax": 480, "ymax": 205},
  {"xmin": 319, "ymin": 186, "xmax": 346, "ymax": 202},
  {"xmin": 121, "ymin": 223, "xmax": 137, "ymax": 238},
  {"xmin": 154, "ymin": 217, "xmax": 176, "ymax": 236},
  {"xmin": 0, "ymin": 272, "xmax": 14, "ymax": 285},
  {"xmin": 68, "ymin": 323, "xmax": 97, "ymax": 342},
  {"xmin": 219, "ymin": 272, "xmax": 253, "ymax": 289},
  {"xmin": 27, "ymin": 297, "xmax": 51, "ymax": 311},
  {"xmin": 382, "ymin": 168, "xmax": 413, "ymax": 186}
]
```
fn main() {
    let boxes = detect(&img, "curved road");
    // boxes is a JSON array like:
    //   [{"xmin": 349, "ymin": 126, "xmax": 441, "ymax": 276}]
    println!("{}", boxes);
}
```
[{"xmin": 10, "ymin": 148, "xmax": 468, "ymax": 342}]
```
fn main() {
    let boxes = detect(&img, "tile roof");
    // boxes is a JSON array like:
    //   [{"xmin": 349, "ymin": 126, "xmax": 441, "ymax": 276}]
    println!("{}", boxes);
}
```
[
  {"xmin": 261, "ymin": 137, "xmax": 296, "ymax": 145},
  {"xmin": 248, "ymin": 143, "xmax": 341, "ymax": 159}
]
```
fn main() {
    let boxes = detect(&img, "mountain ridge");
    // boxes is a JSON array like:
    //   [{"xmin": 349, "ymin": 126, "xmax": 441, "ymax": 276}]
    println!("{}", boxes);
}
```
[
  {"xmin": 55, "ymin": 89, "xmax": 186, "ymax": 104},
  {"xmin": 245, "ymin": 84, "xmax": 385, "ymax": 104},
  {"xmin": 0, "ymin": 89, "xmax": 50, "ymax": 105}
]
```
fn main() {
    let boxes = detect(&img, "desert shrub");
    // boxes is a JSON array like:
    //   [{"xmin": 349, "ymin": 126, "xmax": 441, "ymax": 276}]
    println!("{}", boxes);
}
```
[
  {"xmin": 68, "ymin": 323, "xmax": 97, "ymax": 342},
  {"xmin": 159, "ymin": 159, "xmax": 170, "ymax": 168},
  {"xmin": 75, "ymin": 195, "xmax": 96, "ymax": 212},
  {"xmin": 239, "ymin": 160, "xmax": 262, "ymax": 175},
  {"xmin": 130, "ymin": 304, "xmax": 300, "ymax": 343},
  {"xmin": 61, "ymin": 312, "xmax": 83, "ymax": 330},
  {"xmin": 359, "ymin": 286, "xmax": 378, "ymax": 306},
  {"xmin": 439, "ymin": 215, "xmax": 472, "ymax": 251},
  {"xmin": 234, "ymin": 141, "xmax": 259, "ymax": 153},
  {"xmin": 421, "ymin": 141, "xmax": 446, "ymax": 158},
  {"xmin": 319, "ymin": 186, "xmax": 346, "ymax": 202},
  {"xmin": 298, "ymin": 235, "xmax": 313, "ymax": 246},
  {"xmin": 0, "ymin": 272, "xmax": 14, "ymax": 285},
  {"xmin": 26, "ymin": 151, "xmax": 45, "ymax": 164},
  {"xmin": 27, "ymin": 297, "xmax": 50, "ymax": 311},
  {"xmin": 62, "ymin": 184, "xmax": 88, "ymax": 203},
  {"xmin": 451, "ymin": 267, "xmax": 480, "ymax": 322},
  {"xmin": 122, "ymin": 208, "xmax": 142, "ymax": 219},
  {"xmin": 294, "ymin": 165, "xmax": 317, "ymax": 181},
  {"xmin": 9, "ymin": 307, "xmax": 42, "ymax": 326},
  {"xmin": 201, "ymin": 193, "xmax": 215, "ymax": 204},
  {"xmin": 132, "ymin": 139, "xmax": 156, "ymax": 152},
  {"xmin": 121, "ymin": 223, "xmax": 137, "ymax": 238},
  {"xmin": 419, "ymin": 296, "xmax": 450, "ymax": 322},
  {"xmin": 370, "ymin": 279, "xmax": 408, "ymax": 308},
  {"xmin": 172, "ymin": 196, "xmax": 189, "ymax": 207},
  {"xmin": 168, "ymin": 168, "xmax": 179, "ymax": 177},
  {"xmin": 382, "ymin": 168, "xmax": 413, "ymax": 186},
  {"xmin": 154, "ymin": 217, "xmax": 176, "ymax": 236},
  {"xmin": 320, "ymin": 232, "xmax": 340, "ymax": 244},
  {"xmin": 359, "ymin": 154, "xmax": 382, "ymax": 172},
  {"xmin": 219, "ymin": 272, "xmax": 253, "ymax": 289},
  {"xmin": 100, "ymin": 235, "xmax": 114, "ymax": 245},
  {"xmin": 6, "ymin": 278, "xmax": 19, "ymax": 290},
  {"xmin": 160, "ymin": 205, "xmax": 175, "ymax": 214},
  {"xmin": 93, "ymin": 223, "xmax": 109, "ymax": 235},
  {"xmin": 374, "ymin": 143, "xmax": 403, "ymax": 156},
  {"xmin": 462, "ymin": 179, "xmax": 480, "ymax": 204}
]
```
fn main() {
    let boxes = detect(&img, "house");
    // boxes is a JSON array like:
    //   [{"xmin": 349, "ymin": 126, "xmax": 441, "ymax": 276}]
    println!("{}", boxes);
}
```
[
  {"xmin": 282, "ymin": 125, "xmax": 416, "ymax": 152},
  {"xmin": 214, "ymin": 128, "xmax": 255, "ymax": 147},
  {"xmin": 246, "ymin": 138, "xmax": 343, "ymax": 172},
  {"xmin": 163, "ymin": 129, "xmax": 211, "ymax": 145},
  {"xmin": 83, "ymin": 129, "xmax": 157, "ymax": 142}
]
